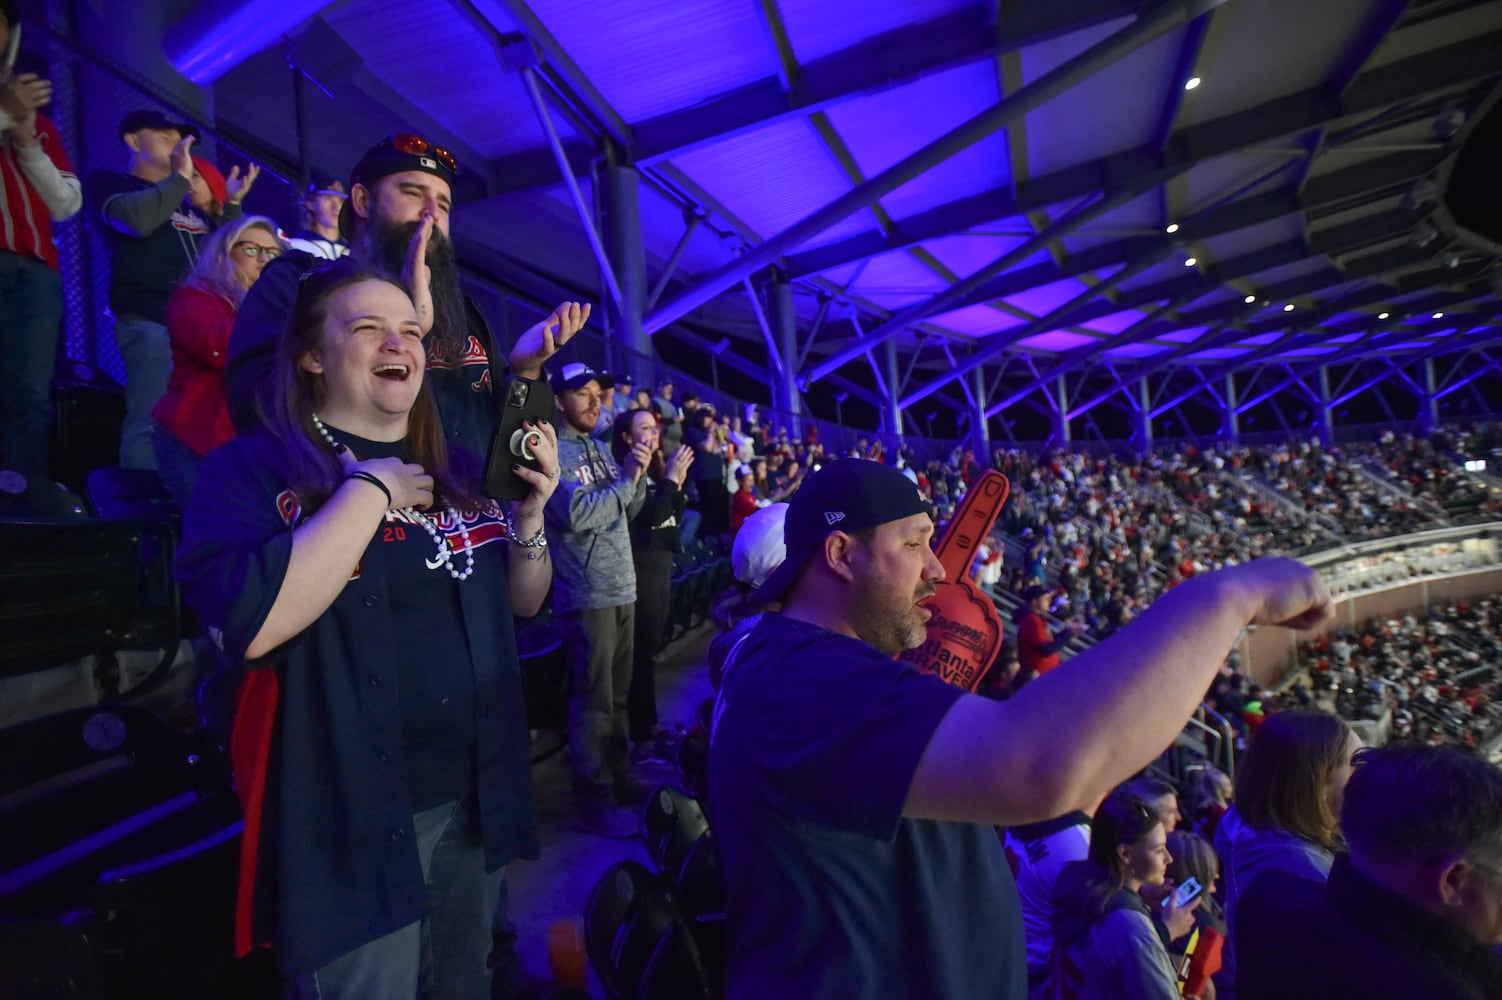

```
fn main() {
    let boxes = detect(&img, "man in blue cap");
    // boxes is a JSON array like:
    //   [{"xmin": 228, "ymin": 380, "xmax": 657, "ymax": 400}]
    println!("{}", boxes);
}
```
[{"xmin": 709, "ymin": 457, "xmax": 1335, "ymax": 999}]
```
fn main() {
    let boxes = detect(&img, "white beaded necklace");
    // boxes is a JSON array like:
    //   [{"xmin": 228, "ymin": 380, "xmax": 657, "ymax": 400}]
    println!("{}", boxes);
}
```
[{"xmin": 312, "ymin": 413, "xmax": 475, "ymax": 581}]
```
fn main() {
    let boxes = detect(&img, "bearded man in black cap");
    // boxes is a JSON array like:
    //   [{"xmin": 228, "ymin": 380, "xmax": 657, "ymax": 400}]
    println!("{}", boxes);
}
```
[
  {"xmin": 708, "ymin": 457, "xmax": 1336, "ymax": 1000},
  {"xmin": 225, "ymin": 132, "xmax": 586, "ymax": 454}
]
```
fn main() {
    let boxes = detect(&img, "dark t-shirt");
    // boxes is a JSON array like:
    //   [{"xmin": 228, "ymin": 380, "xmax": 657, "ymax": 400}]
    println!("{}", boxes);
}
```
[
  {"xmin": 709, "ymin": 614, "xmax": 1026, "ymax": 999},
  {"xmin": 86, "ymin": 170, "xmax": 212, "ymax": 323},
  {"xmin": 320, "ymin": 426, "xmax": 477, "ymax": 809},
  {"xmin": 685, "ymin": 427, "xmax": 725, "ymax": 482}
]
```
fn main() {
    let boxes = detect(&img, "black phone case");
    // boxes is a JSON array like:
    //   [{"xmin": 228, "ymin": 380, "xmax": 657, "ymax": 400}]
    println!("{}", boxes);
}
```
[{"xmin": 484, "ymin": 376, "xmax": 556, "ymax": 500}]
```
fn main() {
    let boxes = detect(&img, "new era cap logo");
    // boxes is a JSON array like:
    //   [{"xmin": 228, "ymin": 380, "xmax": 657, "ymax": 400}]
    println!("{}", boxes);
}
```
[
  {"xmin": 420, "ymin": 156, "xmax": 439, "ymax": 170},
  {"xmin": 825, "ymin": 511, "xmax": 845, "ymax": 525}
]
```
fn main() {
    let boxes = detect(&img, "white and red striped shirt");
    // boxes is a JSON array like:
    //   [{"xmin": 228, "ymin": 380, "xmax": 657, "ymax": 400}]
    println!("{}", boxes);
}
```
[{"xmin": 1, "ymin": 111, "xmax": 79, "ymax": 270}]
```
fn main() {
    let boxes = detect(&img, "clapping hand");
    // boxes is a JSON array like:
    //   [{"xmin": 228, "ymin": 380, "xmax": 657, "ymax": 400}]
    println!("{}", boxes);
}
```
[
  {"xmin": 666, "ymin": 444, "xmax": 694, "ymax": 488},
  {"xmin": 403, "ymin": 214, "xmax": 436, "ymax": 335},
  {"xmin": 225, "ymin": 162, "xmax": 261, "ymax": 205},
  {"xmin": 0, "ymin": 73, "xmax": 50, "ymax": 143},
  {"xmin": 508, "ymin": 301, "xmax": 592, "ymax": 378}
]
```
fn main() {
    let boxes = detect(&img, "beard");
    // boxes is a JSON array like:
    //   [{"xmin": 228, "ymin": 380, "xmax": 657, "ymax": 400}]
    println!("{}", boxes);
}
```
[
  {"xmin": 852, "ymin": 574, "xmax": 936, "ymax": 656},
  {"xmin": 364, "ymin": 217, "xmax": 470, "ymax": 357}
]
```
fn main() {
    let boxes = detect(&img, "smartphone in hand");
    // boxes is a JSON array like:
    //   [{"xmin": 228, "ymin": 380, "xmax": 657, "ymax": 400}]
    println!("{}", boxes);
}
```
[{"xmin": 1165, "ymin": 876, "xmax": 1203, "ymax": 911}]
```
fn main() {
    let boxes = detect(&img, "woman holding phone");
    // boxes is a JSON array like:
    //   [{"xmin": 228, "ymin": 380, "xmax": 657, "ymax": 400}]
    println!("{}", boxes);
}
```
[
  {"xmin": 177, "ymin": 260, "xmax": 584, "ymax": 998},
  {"xmin": 1049, "ymin": 789, "xmax": 1203, "ymax": 1000}
]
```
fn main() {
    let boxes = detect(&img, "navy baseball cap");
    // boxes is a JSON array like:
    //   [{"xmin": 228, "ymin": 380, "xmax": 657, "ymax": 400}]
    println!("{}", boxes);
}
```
[
  {"xmin": 751, "ymin": 458, "xmax": 935, "ymax": 605},
  {"xmin": 119, "ymin": 109, "xmax": 199, "ymax": 141},
  {"xmin": 550, "ymin": 361, "xmax": 604, "ymax": 394}
]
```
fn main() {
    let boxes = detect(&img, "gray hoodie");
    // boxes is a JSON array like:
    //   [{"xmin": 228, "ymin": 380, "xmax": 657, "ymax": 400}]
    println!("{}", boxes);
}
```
[
  {"xmin": 544, "ymin": 425, "xmax": 647, "ymax": 613},
  {"xmin": 1051, "ymin": 867, "xmax": 1180, "ymax": 1000},
  {"xmin": 1214, "ymin": 804, "xmax": 1336, "ymax": 998}
]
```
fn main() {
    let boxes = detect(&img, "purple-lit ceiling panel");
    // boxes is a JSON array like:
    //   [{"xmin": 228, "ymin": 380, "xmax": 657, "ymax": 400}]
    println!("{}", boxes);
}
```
[
  {"xmin": 1277, "ymin": 347, "xmax": 1339, "ymax": 358},
  {"xmin": 845, "ymin": 249, "xmax": 950, "ymax": 299},
  {"xmin": 922, "ymin": 233, "xmax": 1032, "ymax": 281},
  {"xmin": 1023, "ymin": 23, "xmax": 1179, "ymax": 177},
  {"xmin": 1003, "ymin": 277, "xmax": 1092, "ymax": 318},
  {"xmin": 1104, "ymin": 343, "xmax": 1169, "ymax": 359},
  {"xmin": 320, "ymin": 2, "xmax": 553, "ymax": 157},
  {"xmin": 166, "ymin": 0, "xmax": 340, "ymax": 85},
  {"xmin": 528, "ymin": 0, "xmax": 774, "ymax": 122},
  {"xmin": 779, "ymin": 0, "xmax": 977, "ymax": 63},
  {"xmin": 1186, "ymin": 347, "xmax": 1251, "ymax": 360},
  {"xmin": 1158, "ymin": 326, "xmax": 1211, "ymax": 344},
  {"xmin": 1017, "ymin": 330, "xmax": 1100, "ymax": 352},
  {"xmin": 670, "ymin": 118, "xmax": 875, "ymax": 246},
  {"xmin": 927, "ymin": 304, "xmax": 1027, "ymax": 337},
  {"xmin": 1082, "ymin": 308, "xmax": 1150, "ymax": 334},
  {"xmin": 822, "ymin": 62, "xmax": 1008, "ymax": 220}
]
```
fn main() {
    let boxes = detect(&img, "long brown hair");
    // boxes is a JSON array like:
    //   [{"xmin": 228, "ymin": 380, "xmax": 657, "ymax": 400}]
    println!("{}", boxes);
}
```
[
  {"xmin": 1234, "ymin": 710, "xmax": 1351, "ymax": 850},
  {"xmin": 611, "ymin": 407, "xmax": 666, "ymax": 481},
  {"xmin": 263, "ymin": 260, "xmax": 484, "ymax": 513}
]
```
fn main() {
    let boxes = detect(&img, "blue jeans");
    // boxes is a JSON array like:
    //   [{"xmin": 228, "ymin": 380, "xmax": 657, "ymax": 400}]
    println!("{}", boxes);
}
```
[
  {"xmin": 151, "ymin": 421, "xmax": 203, "ymax": 512},
  {"xmin": 283, "ymin": 795, "xmax": 505, "ymax": 1000},
  {"xmin": 113, "ymin": 314, "xmax": 171, "ymax": 470},
  {"xmin": 0, "ymin": 252, "xmax": 62, "ymax": 480}
]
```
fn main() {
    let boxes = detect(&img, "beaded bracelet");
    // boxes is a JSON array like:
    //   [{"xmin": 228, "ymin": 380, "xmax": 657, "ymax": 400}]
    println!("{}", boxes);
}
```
[
  {"xmin": 346, "ymin": 470, "xmax": 392, "ymax": 507},
  {"xmin": 510, "ymin": 525, "xmax": 548, "ymax": 549}
]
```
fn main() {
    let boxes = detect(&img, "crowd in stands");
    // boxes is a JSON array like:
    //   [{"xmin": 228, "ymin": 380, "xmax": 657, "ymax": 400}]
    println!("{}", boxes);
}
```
[
  {"xmin": 5, "ymin": 11, "xmax": 1502, "ymax": 995},
  {"xmin": 1300, "ymin": 599, "xmax": 1502, "ymax": 750}
]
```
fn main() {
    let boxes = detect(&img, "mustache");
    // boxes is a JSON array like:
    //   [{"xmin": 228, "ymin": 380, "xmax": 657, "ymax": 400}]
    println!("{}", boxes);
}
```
[{"xmin": 367, "ymin": 218, "xmax": 468, "ymax": 352}]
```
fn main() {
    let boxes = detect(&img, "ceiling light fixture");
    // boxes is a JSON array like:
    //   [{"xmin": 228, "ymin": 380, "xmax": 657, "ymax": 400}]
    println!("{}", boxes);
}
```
[
  {"xmin": 1184, "ymin": 257, "xmax": 1197, "ymax": 267},
  {"xmin": 1184, "ymin": 77, "xmax": 1201, "ymax": 91},
  {"xmin": 1165, "ymin": 223, "xmax": 1180, "ymax": 234},
  {"xmin": 1433, "ymin": 312, "xmax": 1444, "ymax": 320},
  {"xmin": 1377, "ymin": 312, "xmax": 1390, "ymax": 320},
  {"xmin": 1244, "ymin": 294, "xmax": 1256, "ymax": 304},
  {"xmin": 1283, "ymin": 304, "xmax": 1295, "ymax": 312}
]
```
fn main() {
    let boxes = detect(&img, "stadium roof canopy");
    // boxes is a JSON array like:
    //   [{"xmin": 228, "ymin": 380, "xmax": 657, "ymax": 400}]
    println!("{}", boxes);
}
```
[{"xmin": 179, "ymin": 0, "xmax": 1502, "ymax": 436}]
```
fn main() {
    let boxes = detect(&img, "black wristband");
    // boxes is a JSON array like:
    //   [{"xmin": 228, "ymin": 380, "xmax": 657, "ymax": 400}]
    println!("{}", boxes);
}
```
[{"xmin": 347, "ymin": 470, "xmax": 392, "ymax": 507}]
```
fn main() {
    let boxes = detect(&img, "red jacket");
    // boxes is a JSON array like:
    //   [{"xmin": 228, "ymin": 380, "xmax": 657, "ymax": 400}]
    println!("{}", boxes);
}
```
[
  {"xmin": 152, "ymin": 284, "xmax": 237, "ymax": 456},
  {"xmin": 1, "ymin": 112, "xmax": 74, "ymax": 269}
]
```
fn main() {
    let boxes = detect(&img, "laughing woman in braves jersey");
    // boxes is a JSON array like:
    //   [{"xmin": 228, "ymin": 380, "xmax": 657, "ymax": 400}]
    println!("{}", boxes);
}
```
[{"xmin": 176, "ymin": 260, "xmax": 584, "ymax": 999}]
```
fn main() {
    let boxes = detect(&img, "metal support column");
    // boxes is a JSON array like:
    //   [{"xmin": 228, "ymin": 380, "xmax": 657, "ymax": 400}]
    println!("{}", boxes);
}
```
[
  {"xmin": 1422, "ymin": 357, "xmax": 1440, "ymax": 431},
  {"xmin": 602, "ymin": 165, "xmax": 648, "ymax": 382},
  {"xmin": 882, "ymin": 339, "xmax": 903, "ymax": 442},
  {"xmin": 1053, "ymin": 375, "xmax": 1071, "ymax": 445},
  {"xmin": 1136, "ymin": 378, "xmax": 1152, "ymax": 450},
  {"xmin": 970, "ymin": 367, "xmax": 990, "ymax": 458},
  {"xmin": 1316, "ymin": 366, "xmax": 1335, "ymax": 444},
  {"xmin": 1223, "ymin": 372, "xmax": 1240, "ymax": 443},
  {"xmin": 769, "ymin": 271, "xmax": 803, "ymax": 439}
]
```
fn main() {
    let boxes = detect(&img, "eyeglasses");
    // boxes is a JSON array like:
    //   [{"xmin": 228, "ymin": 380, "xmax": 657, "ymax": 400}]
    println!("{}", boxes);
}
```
[
  {"xmin": 389, "ymin": 133, "xmax": 459, "ymax": 176},
  {"xmin": 234, "ymin": 242, "xmax": 282, "ymax": 261}
]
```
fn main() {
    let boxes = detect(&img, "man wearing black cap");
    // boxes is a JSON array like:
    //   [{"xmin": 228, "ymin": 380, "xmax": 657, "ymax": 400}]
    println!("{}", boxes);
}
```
[
  {"xmin": 545, "ymin": 360, "xmax": 652, "ymax": 838},
  {"xmin": 225, "ymin": 132, "xmax": 585, "ymax": 457},
  {"xmin": 85, "ymin": 109, "xmax": 257, "ymax": 468},
  {"xmin": 283, "ymin": 174, "xmax": 348, "ymax": 260},
  {"xmin": 708, "ymin": 457, "xmax": 1335, "ymax": 999}
]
